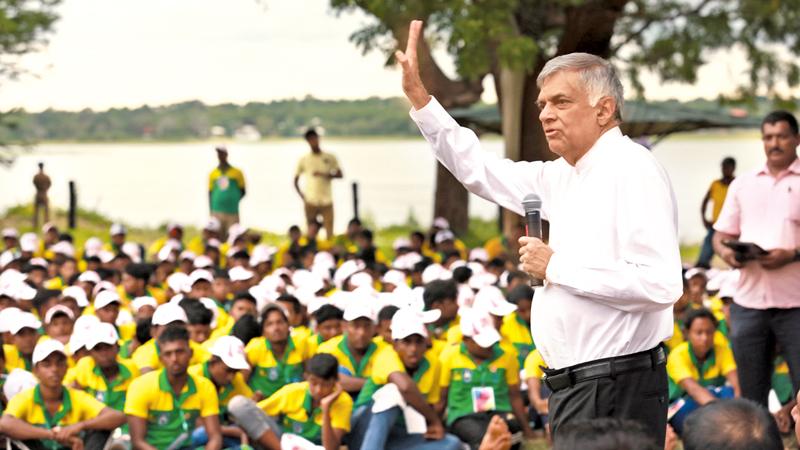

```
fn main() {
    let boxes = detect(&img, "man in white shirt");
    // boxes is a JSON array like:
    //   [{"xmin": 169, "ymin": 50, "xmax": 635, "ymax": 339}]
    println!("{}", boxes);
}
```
[{"xmin": 396, "ymin": 20, "xmax": 682, "ymax": 445}]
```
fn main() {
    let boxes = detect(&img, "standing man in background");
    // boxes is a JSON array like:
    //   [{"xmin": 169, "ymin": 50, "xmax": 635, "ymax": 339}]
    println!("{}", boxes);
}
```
[
  {"xmin": 32, "ymin": 162, "xmax": 51, "ymax": 229},
  {"xmin": 209, "ymin": 145, "xmax": 246, "ymax": 240},
  {"xmin": 696, "ymin": 157, "xmax": 736, "ymax": 268},
  {"xmin": 294, "ymin": 129, "xmax": 342, "ymax": 240}
]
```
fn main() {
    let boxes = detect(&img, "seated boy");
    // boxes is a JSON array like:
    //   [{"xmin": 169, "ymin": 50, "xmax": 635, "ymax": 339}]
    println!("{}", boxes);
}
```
[
  {"xmin": 1, "ymin": 339, "xmax": 125, "ymax": 450},
  {"xmin": 228, "ymin": 353, "xmax": 353, "ymax": 450}
]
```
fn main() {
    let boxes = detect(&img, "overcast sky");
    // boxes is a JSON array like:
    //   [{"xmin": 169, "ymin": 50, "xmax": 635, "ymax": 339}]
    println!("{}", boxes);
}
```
[{"xmin": 0, "ymin": 0, "xmax": 764, "ymax": 112}]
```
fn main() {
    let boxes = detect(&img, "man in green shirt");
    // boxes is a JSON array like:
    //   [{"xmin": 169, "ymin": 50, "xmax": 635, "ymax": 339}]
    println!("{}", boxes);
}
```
[{"xmin": 209, "ymin": 146, "xmax": 246, "ymax": 240}]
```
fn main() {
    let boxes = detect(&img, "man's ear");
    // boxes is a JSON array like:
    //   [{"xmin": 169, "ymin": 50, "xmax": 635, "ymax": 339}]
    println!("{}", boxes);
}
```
[{"xmin": 596, "ymin": 96, "xmax": 617, "ymax": 127}]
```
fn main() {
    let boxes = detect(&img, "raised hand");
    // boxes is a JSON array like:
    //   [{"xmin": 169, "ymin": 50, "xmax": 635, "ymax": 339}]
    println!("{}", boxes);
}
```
[{"xmin": 395, "ymin": 20, "xmax": 431, "ymax": 110}]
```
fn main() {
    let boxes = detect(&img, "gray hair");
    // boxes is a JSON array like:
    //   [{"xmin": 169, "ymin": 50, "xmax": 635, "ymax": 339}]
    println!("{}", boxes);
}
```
[{"xmin": 537, "ymin": 53, "xmax": 624, "ymax": 121}]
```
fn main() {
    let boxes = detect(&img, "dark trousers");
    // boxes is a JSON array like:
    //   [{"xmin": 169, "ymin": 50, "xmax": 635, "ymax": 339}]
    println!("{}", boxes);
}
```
[
  {"xmin": 449, "ymin": 411, "xmax": 522, "ymax": 450},
  {"xmin": 20, "ymin": 430, "xmax": 110, "ymax": 450},
  {"xmin": 729, "ymin": 302, "xmax": 800, "ymax": 406},
  {"xmin": 696, "ymin": 227, "xmax": 715, "ymax": 268},
  {"xmin": 548, "ymin": 357, "xmax": 668, "ymax": 446}
]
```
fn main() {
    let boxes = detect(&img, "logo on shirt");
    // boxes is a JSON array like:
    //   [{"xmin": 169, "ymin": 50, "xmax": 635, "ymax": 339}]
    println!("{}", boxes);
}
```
[
  {"xmin": 463, "ymin": 369, "xmax": 473, "ymax": 383},
  {"xmin": 293, "ymin": 422, "xmax": 304, "ymax": 434},
  {"xmin": 217, "ymin": 176, "xmax": 230, "ymax": 190},
  {"xmin": 157, "ymin": 413, "xmax": 170, "ymax": 426},
  {"xmin": 268, "ymin": 367, "xmax": 279, "ymax": 381},
  {"xmin": 95, "ymin": 391, "xmax": 105, "ymax": 403}
]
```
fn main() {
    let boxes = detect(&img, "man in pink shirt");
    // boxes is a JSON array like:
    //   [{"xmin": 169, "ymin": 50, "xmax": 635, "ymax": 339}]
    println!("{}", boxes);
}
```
[{"xmin": 713, "ymin": 110, "xmax": 800, "ymax": 407}]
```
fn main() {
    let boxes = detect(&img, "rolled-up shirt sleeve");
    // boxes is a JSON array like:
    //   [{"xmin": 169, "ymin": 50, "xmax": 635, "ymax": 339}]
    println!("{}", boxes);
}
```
[{"xmin": 409, "ymin": 97, "xmax": 550, "ymax": 218}]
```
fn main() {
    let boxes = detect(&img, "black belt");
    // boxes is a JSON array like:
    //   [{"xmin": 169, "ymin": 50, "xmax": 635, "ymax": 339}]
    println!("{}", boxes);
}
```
[{"xmin": 542, "ymin": 346, "xmax": 665, "ymax": 392}]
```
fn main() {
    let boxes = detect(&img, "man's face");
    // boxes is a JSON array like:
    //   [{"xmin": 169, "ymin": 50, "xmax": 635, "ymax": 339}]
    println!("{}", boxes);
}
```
[
  {"xmin": 122, "ymin": 273, "xmax": 143, "ymax": 295},
  {"xmin": 277, "ymin": 301, "xmax": 302, "ymax": 327},
  {"xmin": 208, "ymin": 358, "xmax": 237, "ymax": 387},
  {"xmin": 59, "ymin": 260, "xmax": 77, "ymax": 281},
  {"xmin": 135, "ymin": 305, "xmax": 156, "ymax": 322},
  {"xmin": 212, "ymin": 278, "xmax": 230, "ymax": 301},
  {"xmin": 762, "ymin": 121, "xmax": 799, "ymax": 169},
  {"xmin": 96, "ymin": 303, "xmax": 120, "ymax": 325},
  {"xmin": 14, "ymin": 328, "xmax": 38, "ymax": 355},
  {"xmin": 393, "ymin": 334, "xmax": 426, "ymax": 370},
  {"xmin": 46, "ymin": 316, "xmax": 73, "ymax": 340},
  {"xmin": 316, "ymin": 319, "xmax": 342, "ymax": 342},
  {"xmin": 217, "ymin": 150, "xmax": 228, "ymax": 164},
  {"xmin": 158, "ymin": 339, "xmax": 192, "ymax": 378},
  {"xmin": 90, "ymin": 343, "xmax": 119, "ymax": 369},
  {"xmin": 537, "ymin": 70, "xmax": 608, "ymax": 162},
  {"xmin": 263, "ymin": 310, "xmax": 290, "ymax": 344},
  {"xmin": 464, "ymin": 336, "xmax": 493, "ymax": 360},
  {"xmin": 111, "ymin": 234, "xmax": 125, "ymax": 247},
  {"xmin": 189, "ymin": 280, "xmax": 212, "ymax": 299},
  {"xmin": 27, "ymin": 269, "xmax": 47, "ymax": 287},
  {"xmin": 306, "ymin": 136, "xmax": 320, "ymax": 149},
  {"xmin": 687, "ymin": 317, "xmax": 716, "ymax": 358},
  {"xmin": 437, "ymin": 299, "xmax": 458, "ymax": 323},
  {"xmin": 345, "ymin": 318, "xmax": 375, "ymax": 352},
  {"xmin": 230, "ymin": 300, "xmax": 256, "ymax": 322},
  {"xmin": 721, "ymin": 162, "xmax": 735, "ymax": 178},
  {"xmin": 3, "ymin": 237, "xmax": 16, "ymax": 249},
  {"xmin": 187, "ymin": 324, "xmax": 211, "ymax": 344},
  {"xmin": 34, "ymin": 353, "xmax": 68, "ymax": 389},
  {"xmin": 517, "ymin": 299, "xmax": 532, "ymax": 324},
  {"xmin": 307, "ymin": 373, "xmax": 335, "ymax": 402},
  {"xmin": 377, "ymin": 320, "xmax": 392, "ymax": 343}
]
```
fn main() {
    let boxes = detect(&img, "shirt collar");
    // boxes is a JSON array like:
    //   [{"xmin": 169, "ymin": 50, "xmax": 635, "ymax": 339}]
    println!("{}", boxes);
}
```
[
  {"xmin": 757, "ymin": 155, "xmax": 800, "ymax": 177},
  {"xmin": 157, "ymin": 368, "xmax": 197, "ymax": 398},
  {"xmin": 574, "ymin": 126, "xmax": 622, "ymax": 174}
]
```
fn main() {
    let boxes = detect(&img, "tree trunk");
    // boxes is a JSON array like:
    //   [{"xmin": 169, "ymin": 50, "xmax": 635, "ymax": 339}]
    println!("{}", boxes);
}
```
[{"xmin": 433, "ymin": 164, "xmax": 469, "ymax": 234}]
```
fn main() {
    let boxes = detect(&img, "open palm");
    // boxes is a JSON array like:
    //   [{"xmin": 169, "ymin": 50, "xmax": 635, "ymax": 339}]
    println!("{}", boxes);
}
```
[{"xmin": 395, "ymin": 20, "xmax": 430, "ymax": 110}]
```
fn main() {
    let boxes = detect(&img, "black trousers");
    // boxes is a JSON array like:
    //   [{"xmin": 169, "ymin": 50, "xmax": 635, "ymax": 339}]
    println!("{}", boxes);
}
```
[
  {"xmin": 729, "ymin": 303, "xmax": 800, "ymax": 406},
  {"xmin": 548, "ymin": 355, "xmax": 668, "ymax": 446},
  {"xmin": 20, "ymin": 430, "xmax": 111, "ymax": 450}
]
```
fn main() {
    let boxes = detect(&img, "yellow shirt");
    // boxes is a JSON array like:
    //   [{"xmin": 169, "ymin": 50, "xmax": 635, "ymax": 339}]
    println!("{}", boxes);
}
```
[
  {"xmin": 523, "ymin": 349, "xmax": 547, "ymax": 380},
  {"xmin": 5, "ymin": 385, "xmax": 106, "ymax": 449},
  {"xmin": 355, "ymin": 346, "xmax": 441, "ymax": 407},
  {"xmin": 317, "ymin": 335, "xmax": 385, "ymax": 379},
  {"xmin": 500, "ymin": 312, "xmax": 534, "ymax": 366},
  {"xmin": 295, "ymin": 152, "xmax": 340, "ymax": 206},
  {"xmin": 291, "ymin": 325, "xmax": 313, "ymax": 345},
  {"xmin": 188, "ymin": 362, "xmax": 253, "ymax": 413},
  {"xmin": 245, "ymin": 336, "xmax": 308, "ymax": 398},
  {"xmin": 667, "ymin": 341, "xmax": 736, "ymax": 401},
  {"xmin": 124, "ymin": 369, "xmax": 219, "ymax": 449},
  {"xmin": 258, "ymin": 381, "xmax": 352, "ymax": 444},
  {"xmin": 708, "ymin": 179, "xmax": 730, "ymax": 223},
  {"xmin": 67, "ymin": 355, "xmax": 139, "ymax": 411},
  {"xmin": 131, "ymin": 339, "xmax": 210, "ymax": 372}
]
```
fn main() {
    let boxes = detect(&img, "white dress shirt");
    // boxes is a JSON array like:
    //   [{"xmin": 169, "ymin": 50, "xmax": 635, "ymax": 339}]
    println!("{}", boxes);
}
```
[{"xmin": 410, "ymin": 97, "xmax": 683, "ymax": 369}]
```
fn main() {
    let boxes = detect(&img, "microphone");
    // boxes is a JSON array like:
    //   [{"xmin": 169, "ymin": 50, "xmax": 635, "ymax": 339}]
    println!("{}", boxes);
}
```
[{"xmin": 522, "ymin": 193, "xmax": 542, "ymax": 239}]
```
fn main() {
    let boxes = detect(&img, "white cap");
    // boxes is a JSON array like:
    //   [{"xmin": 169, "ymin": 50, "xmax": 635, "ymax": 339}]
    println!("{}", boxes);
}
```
[
  {"xmin": 42, "ymin": 222, "xmax": 57, "ymax": 234},
  {"xmin": 152, "ymin": 302, "xmax": 188, "ymax": 326},
  {"xmin": 449, "ymin": 260, "xmax": 467, "ymax": 271},
  {"xmin": 28, "ymin": 257, "xmax": 48, "ymax": 269},
  {"xmin": 468, "ymin": 272, "xmax": 498, "ymax": 291},
  {"xmin": 227, "ymin": 223, "xmax": 247, "ymax": 246},
  {"xmin": 110, "ymin": 223, "xmax": 126, "ymax": 236},
  {"xmin": 392, "ymin": 238, "xmax": 411, "ymax": 251},
  {"xmin": 460, "ymin": 308, "xmax": 501, "ymax": 348},
  {"xmin": 98, "ymin": 250, "xmax": 115, "ymax": 264},
  {"xmin": 434, "ymin": 230, "xmax": 455, "ymax": 245},
  {"xmin": 0, "ymin": 250, "xmax": 17, "ymax": 269},
  {"xmin": 167, "ymin": 222, "xmax": 182, "ymax": 233},
  {"xmin": 204, "ymin": 217, "xmax": 222, "ymax": 232},
  {"xmin": 83, "ymin": 237, "xmax": 103, "ymax": 258},
  {"xmin": 215, "ymin": 145, "xmax": 228, "ymax": 153},
  {"xmin": 685, "ymin": 267, "xmax": 708, "ymax": 280},
  {"xmin": 349, "ymin": 272, "xmax": 374, "ymax": 289},
  {"xmin": 343, "ymin": 298, "xmax": 376, "ymax": 322},
  {"xmin": 121, "ymin": 242, "xmax": 142, "ymax": 263},
  {"xmin": 9, "ymin": 312, "xmax": 41, "ymax": 335},
  {"xmin": 72, "ymin": 315, "xmax": 101, "ymax": 336},
  {"xmin": 116, "ymin": 308, "xmax": 134, "ymax": 327},
  {"xmin": 391, "ymin": 308, "xmax": 429, "ymax": 340},
  {"xmin": 392, "ymin": 252, "xmax": 423, "ymax": 271},
  {"xmin": 229, "ymin": 266, "xmax": 255, "ymax": 282},
  {"xmin": 92, "ymin": 280, "xmax": 116, "ymax": 298},
  {"xmin": 422, "ymin": 264, "xmax": 452, "ymax": 285},
  {"xmin": 291, "ymin": 270, "xmax": 324, "ymax": 294},
  {"xmin": 2, "ymin": 227, "xmax": 18, "ymax": 239},
  {"xmin": 457, "ymin": 284, "xmax": 476, "ymax": 310},
  {"xmin": 86, "ymin": 322, "xmax": 119, "ymax": 350},
  {"xmin": 180, "ymin": 251, "xmax": 196, "ymax": 261},
  {"xmin": 19, "ymin": 233, "xmax": 38, "ymax": 253},
  {"xmin": 381, "ymin": 270, "xmax": 407, "ymax": 288},
  {"xmin": 313, "ymin": 252, "xmax": 336, "ymax": 271},
  {"xmin": 167, "ymin": 272, "xmax": 190, "ymax": 293},
  {"xmin": 32, "ymin": 339, "xmax": 66, "ymax": 365},
  {"xmin": 0, "ymin": 307, "xmax": 21, "ymax": 333},
  {"xmin": 432, "ymin": 217, "xmax": 450, "ymax": 229},
  {"xmin": 94, "ymin": 290, "xmax": 121, "ymax": 310},
  {"xmin": 333, "ymin": 260, "xmax": 366, "ymax": 289},
  {"xmin": 8, "ymin": 282, "xmax": 37, "ymax": 302},
  {"xmin": 4, "ymin": 369, "xmax": 36, "ymax": 401},
  {"xmin": 467, "ymin": 262, "xmax": 486, "ymax": 276},
  {"xmin": 77, "ymin": 271, "xmax": 101, "ymax": 285},
  {"xmin": 469, "ymin": 248, "xmax": 489, "ymax": 262},
  {"xmin": 206, "ymin": 238, "xmax": 221, "ymax": 249},
  {"xmin": 717, "ymin": 270, "xmax": 740, "ymax": 299},
  {"xmin": 474, "ymin": 286, "xmax": 517, "ymax": 316},
  {"xmin": 50, "ymin": 241, "xmax": 75, "ymax": 258},
  {"xmin": 209, "ymin": 336, "xmax": 249, "ymax": 370},
  {"xmin": 188, "ymin": 269, "xmax": 214, "ymax": 287},
  {"xmin": 250, "ymin": 245, "xmax": 277, "ymax": 266},
  {"xmin": 131, "ymin": 296, "xmax": 158, "ymax": 313},
  {"xmin": 193, "ymin": 255, "xmax": 214, "ymax": 269},
  {"xmin": 44, "ymin": 304, "xmax": 74, "ymax": 325}
]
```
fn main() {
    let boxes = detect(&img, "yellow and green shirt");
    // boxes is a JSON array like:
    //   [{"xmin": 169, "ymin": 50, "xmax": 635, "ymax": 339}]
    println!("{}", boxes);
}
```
[
  {"xmin": 523, "ymin": 349, "xmax": 547, "ymax": 380},
  {"xmin": 5, "ymin": 385, "xmax": 106, "ymax": 450},
  {"xmin": 209, "ymin": 166, "xmax": 246, "ymax": 214},
  {"xmin": 258, "ymin": 381, "xmax": 352, "ymax": 444},
  {"xmin": 666, "ymin": 341, "xmax": 736, "ymax": 401},
  {"xmin": 131, "ymin": 339, "xmax": 210, "ymax": 372},
  {"xmin": 66, "ymin": 355, "xmax": 139, "ymax": 412},
  {"xmin": 124, "ymin": 369, "xmax": 219, "ymax": 450},
  {"xmin": 500, "ymin": 312, "xmax": 535, "ymax": 366},
  {"xmin": 317, "ymin": 335, "xmax": 384, "ymax": 380},
  {"xmin": 4, "ymin": 344, "xmax": 32, "ymax": 371},
  {"xmin": 439, "ymin": 342, "xmax": 520, "ymax": 425},
  {"xmin": 245, "ymin": 336, "xmax": 307, "ymax": 398},
  {"xmin": 355, "ymin": 346, "xmax": 441, "ymax": 407},
  {"xmin": 188, "ymin": 361, "xmax": 253, "ymax": 416}
]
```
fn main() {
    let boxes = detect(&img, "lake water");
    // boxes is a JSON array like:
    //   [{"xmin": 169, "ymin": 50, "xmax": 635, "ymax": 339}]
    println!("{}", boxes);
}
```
[{"xmin": 0, "ymin": 134, "xmax": 766, "ymax": 245}]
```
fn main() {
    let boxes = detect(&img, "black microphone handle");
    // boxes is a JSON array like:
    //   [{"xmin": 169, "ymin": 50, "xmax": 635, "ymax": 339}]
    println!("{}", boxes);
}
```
[{"xmin": 526, "ymin": 210, "xmax": 542, "ymax": 239}]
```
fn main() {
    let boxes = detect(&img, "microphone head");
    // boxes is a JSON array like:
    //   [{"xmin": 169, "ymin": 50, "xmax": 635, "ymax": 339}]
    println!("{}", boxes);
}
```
[{"xmin": 522, "ymin": 193, "xmax": 542, "ymax": 212}]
